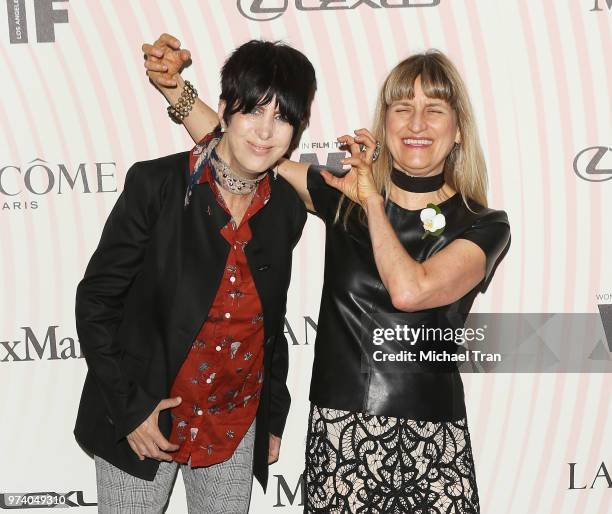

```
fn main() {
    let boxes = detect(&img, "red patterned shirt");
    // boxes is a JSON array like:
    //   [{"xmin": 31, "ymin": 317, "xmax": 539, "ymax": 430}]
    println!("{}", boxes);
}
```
[{"xmin": 169, "ymin": 139, "xmax": 270, "ymax": 467}]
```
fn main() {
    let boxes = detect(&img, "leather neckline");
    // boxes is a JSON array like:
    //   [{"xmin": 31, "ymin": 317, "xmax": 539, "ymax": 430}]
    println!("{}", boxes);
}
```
[{"xmin": 386, "ymin": 192, "xmax": 460, "ymax": 213}]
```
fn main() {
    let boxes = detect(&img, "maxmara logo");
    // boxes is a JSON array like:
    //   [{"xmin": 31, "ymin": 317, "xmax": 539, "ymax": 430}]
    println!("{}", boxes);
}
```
[
  {"xmin": 5, "ymin": 0, "xmax": 69, "ymax": 44},
  {"xmin": 273, "ymin": 474, "xmax": 305, "ymax": 507},
  {"xmin": 0, "ymin": 158, "xmax": 117, "ymax": 211},
  {"xmin": 237, "ymin": 0, "xmax": 440, "ymax": 22},
  {"xmin": 0, "ymin": 325, "xmax": 83, "ymax": 362},
  {"xmin": 573, "ymin": 146, "xmax": 612, "ymax": 182}
]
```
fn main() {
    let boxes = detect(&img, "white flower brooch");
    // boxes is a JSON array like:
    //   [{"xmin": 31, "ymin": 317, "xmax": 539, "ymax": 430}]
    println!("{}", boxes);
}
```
[{"xmin": 420, "ymin": 203, "xmax": 446, "ymax": 239}]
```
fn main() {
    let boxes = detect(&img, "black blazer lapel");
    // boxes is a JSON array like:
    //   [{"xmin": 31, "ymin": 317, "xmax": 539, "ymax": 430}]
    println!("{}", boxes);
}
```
[{"xmin": 173, "ymin": 183, "xmax": 231, "ymax": 353}]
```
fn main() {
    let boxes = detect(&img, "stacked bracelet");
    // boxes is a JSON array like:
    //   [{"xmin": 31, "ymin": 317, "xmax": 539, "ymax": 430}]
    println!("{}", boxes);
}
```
[{"xmin": 167, "ymin": 80, "xmax": 198, "ymax": 122}]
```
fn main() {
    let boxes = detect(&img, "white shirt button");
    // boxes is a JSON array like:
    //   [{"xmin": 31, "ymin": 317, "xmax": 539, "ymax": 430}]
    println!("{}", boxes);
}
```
[
  {"xmin": 215, "ymin": 345, "xmax": 221, "ymax": 352},
  {"xmin": 224, "ymin": 312, "xmax": 231, "ymax": 319},
  {"xmin": 206, "ymin": 378, "xmax": 212, "ymax": 384},
  {"xmin": 229, "ymin": 276, "xmax": 236, "ymax": 283},
  {"xmin": 197, "ymin": 409, "xmax": 203, "ymax": 416}
]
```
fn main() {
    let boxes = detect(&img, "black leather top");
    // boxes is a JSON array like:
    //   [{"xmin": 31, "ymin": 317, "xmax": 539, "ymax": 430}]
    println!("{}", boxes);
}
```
[{"xmin": 307, "ymin": 167, "xmax": 511, "ymax": 421}]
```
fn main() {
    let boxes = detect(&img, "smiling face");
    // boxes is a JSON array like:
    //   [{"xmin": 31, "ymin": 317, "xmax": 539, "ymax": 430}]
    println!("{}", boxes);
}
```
[
  {"xmin": 216, "ymin": 97, "xmax": 294, "ymax": 179},
  {"xmin": 385, "ymin": 75, "xmax": 461, "ymax": 177}
]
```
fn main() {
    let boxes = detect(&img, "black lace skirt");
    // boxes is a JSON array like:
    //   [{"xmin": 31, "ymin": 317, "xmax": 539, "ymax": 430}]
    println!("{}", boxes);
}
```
[{"xmin": 304, "ymin": 403, "xmax": 480, "ymax": 513}]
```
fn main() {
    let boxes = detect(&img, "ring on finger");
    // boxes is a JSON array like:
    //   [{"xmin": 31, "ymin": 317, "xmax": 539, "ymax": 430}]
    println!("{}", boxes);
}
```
[{"xmin": 371, "ymin": 142, "xmax": 381, "ymax": 162}]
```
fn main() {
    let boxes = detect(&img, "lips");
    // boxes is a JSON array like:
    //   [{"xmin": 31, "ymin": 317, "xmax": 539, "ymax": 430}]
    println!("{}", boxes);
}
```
[
  {"xmin": 247, "ymin": 141, "xmax": 273, "ymax": 154},
  {"xmin": 402, "ymin": 138, "xmax": 433, "ymax": 148}
]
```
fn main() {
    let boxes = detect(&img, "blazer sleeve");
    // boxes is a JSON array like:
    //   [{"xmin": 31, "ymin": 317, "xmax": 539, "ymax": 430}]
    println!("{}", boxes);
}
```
[
  {"xmin": 306, "ymin": 165, "xmax": 342, "ymax": 222},
  {"xmin": 267, "ymin": 324, "xmax": 291, "ymax": 438},
  {"xmin": 267, "ymin": 191, "xmax": 306, "ymax": 437},
  {"xmin": 75, "ymin": 161, "xmax": 165, "ymax": 441}
]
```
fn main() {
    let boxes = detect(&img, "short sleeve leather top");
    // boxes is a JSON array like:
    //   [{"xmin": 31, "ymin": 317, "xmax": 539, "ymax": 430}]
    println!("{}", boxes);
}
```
[{"xmin": 307, "ymin": 167, "xmax": 511, "ymax": 421}]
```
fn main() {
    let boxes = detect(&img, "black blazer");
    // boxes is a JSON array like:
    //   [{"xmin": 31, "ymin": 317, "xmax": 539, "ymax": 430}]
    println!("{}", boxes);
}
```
[{"xmin": 73, "ymin": 151, "xmax": 306, "ymax": 490}]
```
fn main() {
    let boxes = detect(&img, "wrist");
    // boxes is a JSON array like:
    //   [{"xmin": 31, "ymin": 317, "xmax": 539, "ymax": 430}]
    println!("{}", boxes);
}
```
[
  {"xmin": 159, "ymin": 75, "xmax": 185, "ymax": 104},
  {"xmin": 363, "ymin": 193, "xmax": 384, "ymax": 215},
  {"xmin": 167, "ymin": 79, "xmax": 198, "ymax": 123}
]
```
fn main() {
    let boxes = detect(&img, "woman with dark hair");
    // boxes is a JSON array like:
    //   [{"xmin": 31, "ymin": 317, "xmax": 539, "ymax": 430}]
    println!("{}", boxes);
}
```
[
  {"xmin": 75, "ymin": 38, "xmax": 316, "ymax": 513},
  {"xmin": 143, "ymin": 34, "xmax": 509, "ymax": 513}
]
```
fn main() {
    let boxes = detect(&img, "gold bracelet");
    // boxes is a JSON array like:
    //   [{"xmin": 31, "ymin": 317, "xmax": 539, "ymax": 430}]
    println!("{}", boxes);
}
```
[{"xmin": 167, "ymin": 80, "xmax": 198, "ymax": 122}]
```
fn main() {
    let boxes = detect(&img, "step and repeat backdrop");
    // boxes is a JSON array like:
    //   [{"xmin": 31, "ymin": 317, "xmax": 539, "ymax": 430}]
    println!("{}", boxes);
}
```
[{"xmin": 1, "ymin": 1, "xmax": 611, "ymax": 513}]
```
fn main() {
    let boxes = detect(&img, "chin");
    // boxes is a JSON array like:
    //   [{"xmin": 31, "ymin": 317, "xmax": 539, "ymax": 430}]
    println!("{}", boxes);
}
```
[{"xmin": 241, "ymin": 159, "xmax": 275, "ymax": 176}]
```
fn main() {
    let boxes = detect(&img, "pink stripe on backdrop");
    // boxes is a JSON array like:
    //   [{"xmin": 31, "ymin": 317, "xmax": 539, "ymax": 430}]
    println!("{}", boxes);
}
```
[
  {"xmin": 0, "ymin": 44, "xmax": 24, "ymax": 341},
  {"xmin": 503, "ymin": 3, "xmax": 556, "ymax": 510},
  {"xmin": 68, "ymin": 9, "xmax": 128, "ymax": 231},
  {"xmin": 279, "ymin": 6, "xmax": 325, "ymax": 308},
  {"xmin": 53, "ymin": 40, "xmax": 98, "ymax": 295},
  {"xmin": 130, "ymin": 0, "xmax": 191, "ymax": 153},
  {"xmin": 525, "ymin": 1, "xmax": 582, "ymax": 510}
]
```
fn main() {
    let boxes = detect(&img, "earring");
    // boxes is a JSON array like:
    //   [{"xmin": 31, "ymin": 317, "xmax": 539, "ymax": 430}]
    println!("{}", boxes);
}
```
[{"xmin": 221, "ymin": 124, "xmax": 227, "ymax": 133}]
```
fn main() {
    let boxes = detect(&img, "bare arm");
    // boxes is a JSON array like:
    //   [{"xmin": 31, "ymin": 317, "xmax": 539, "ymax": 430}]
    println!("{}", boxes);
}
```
[{"xmin": 363, "ymin": 194, "xmax": 485, "ymax": 311}]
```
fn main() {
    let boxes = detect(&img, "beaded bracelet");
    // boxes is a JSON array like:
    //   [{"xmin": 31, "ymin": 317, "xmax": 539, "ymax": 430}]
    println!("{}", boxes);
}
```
[{"xmin": 167, "ymin": 80, "xmax": 198, "ymax": 122}]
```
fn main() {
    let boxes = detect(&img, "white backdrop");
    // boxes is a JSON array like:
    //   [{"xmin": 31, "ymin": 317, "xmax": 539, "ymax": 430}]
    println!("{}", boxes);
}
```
[{"xmin": 1, "ymin": 1, "xmax": 611, "ymax": 513}]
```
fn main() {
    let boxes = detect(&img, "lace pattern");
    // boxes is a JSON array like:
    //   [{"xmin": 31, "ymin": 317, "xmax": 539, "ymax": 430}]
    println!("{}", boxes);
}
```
[{"xmin": 304, "ymin": 403, "xmax": 480, "ymax": 513}]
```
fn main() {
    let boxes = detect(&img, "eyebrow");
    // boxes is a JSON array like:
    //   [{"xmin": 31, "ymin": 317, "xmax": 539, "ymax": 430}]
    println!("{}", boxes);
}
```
[{"xmin": 392, "ymin": 100, "xmax": 447, "ymax": 108}]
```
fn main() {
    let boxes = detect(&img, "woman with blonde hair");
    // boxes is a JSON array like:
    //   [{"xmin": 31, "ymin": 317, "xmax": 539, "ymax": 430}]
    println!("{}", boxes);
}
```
[{"xmin": 142, "ymin": 34, "xmax": 510, "ymax": 513}]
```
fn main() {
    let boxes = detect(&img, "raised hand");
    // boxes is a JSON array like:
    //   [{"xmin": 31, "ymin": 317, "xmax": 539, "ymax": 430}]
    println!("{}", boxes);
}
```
[
  {"xmin": 142, "ymin": 33, "xmax": 191, "ymax": 89},
  {"xmin": 321, "ymin": 128, "xmax": 381, "ymax": 207},
  {"xmin": 126, "ymin": 396, "xmax": 182, "ymax": 461}
]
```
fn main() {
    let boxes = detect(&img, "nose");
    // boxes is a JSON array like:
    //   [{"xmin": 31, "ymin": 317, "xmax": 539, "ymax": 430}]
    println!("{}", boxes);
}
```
[
  {"xmin": 255, "ymin": 111, "xmax": 274, "ymax": 141},
  {"xmin": 408, "ymin": 109, "xmax": 427, "ymax": 133}
]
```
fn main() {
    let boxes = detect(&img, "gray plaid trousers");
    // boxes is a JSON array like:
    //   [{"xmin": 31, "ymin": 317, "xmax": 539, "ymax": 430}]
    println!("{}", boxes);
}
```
[{"xmin": 94, "ymin": 421, "xmax": 255, "ymax": 513}]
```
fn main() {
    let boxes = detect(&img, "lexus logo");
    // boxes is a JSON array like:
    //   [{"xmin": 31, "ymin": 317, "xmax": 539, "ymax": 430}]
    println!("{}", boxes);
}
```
[
  {"xmin": 237, "ymin": 0, "xmax": 440, "ymax": 22},
  {"xmin": 573, "ymin": 146, "xmax": 612, "ymax": 182}
]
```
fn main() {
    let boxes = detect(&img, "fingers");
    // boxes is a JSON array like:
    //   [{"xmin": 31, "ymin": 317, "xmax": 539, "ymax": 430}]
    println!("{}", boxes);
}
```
[
  {"xmin": 127, "ymin": 436, "xmax": 145, "ymax": 461},
  {"xmin": 157, "ymin": 396, "xmax": 182, "ymax": 411},
  {"xmin": 340, "ymin": 156, "xmax": 365, "ymax": 169},
  {"xmin": 337, "ymin": 134, "xmax": 361, "ymax": 158},
  {"xmin": 146, "ymin": 71, "xmax": 178, "ymax": 88},
  {"xmin": 353, "ymin": 129, "xmax": 377, "ymax": 162},
  {"xmin": 156, "ymin": 33, "xmax": 181, "ymax": 50},
  {"xmin": 354, "ymin": 128, "xmax": 376, "ymax": 144},
  {"xmin": 142, "ymin": 42, "xmax": 164, "ymax": 59},
  {"xmin": 320, "ymin": 170, "xmax": 341, "ymax": 189},
  {"xmin": 152, "ymin": 430, "xmax": 180, "ymax": 454},
  {"xmin": 128, "ymin": 428, "xmax": 178, "ymax": 462},
  {"xmin": 144, "ymin": 57, "xmax": 168, "ymax": 73},
  {"xmin": 179, "ymin": 49, "xmax": 191, "ymax": 63}
]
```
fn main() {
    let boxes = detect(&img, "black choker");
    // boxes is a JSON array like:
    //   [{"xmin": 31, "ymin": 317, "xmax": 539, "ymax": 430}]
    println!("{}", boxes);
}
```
[{"xmin": 391, "ymin": 167, "xmax": 444, "ymax": 193}]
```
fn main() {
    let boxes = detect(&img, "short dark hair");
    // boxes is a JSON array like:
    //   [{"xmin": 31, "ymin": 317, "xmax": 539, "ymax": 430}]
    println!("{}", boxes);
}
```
[{"xmin": 220, "ymin": 40, "xmax": 317, "ymax": 148}]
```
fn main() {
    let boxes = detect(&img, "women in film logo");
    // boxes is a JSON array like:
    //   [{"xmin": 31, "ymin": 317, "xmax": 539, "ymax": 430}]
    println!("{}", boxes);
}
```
[{"xmin": 237, "ymin": 0, "xmax": 440, "ymax": 22}]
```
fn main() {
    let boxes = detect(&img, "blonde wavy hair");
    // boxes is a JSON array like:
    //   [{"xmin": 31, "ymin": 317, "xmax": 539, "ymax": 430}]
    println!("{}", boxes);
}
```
[{"xmin": 337, "ymin": 49, "xmax": 488, "ymax": 226}]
